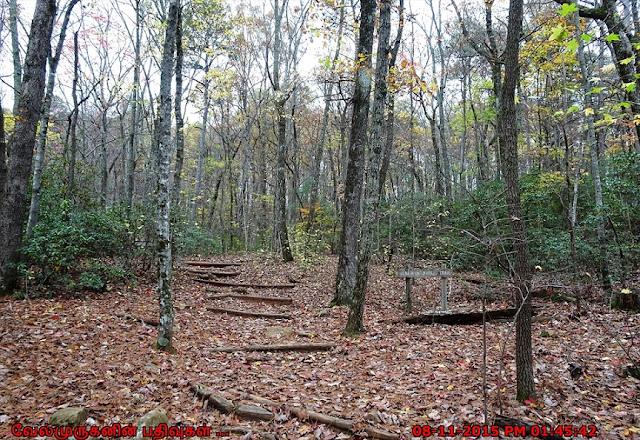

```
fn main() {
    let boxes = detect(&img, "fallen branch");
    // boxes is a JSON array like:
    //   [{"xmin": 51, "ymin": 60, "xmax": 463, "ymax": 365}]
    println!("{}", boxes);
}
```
[
  {"xmin": 209, "ymin": 293, "xmax": 293, "ymax": 304},
  {"xmin": 207, "ymin": 306, "xmax": 290, "ymax": 320},
  {"xmin": 206, "ymin": 343, "xmax": 336, "ymax": 353},
  {"xmin": 187, "ymin": 269, "xmax": 241, "ymax": 277},
  {"xmin": 116, "ymin": 313, "xmax": 158, "ymax": 327},
  {"xmin": 404, "ymin": 308, "xmax": 537, "ymax": 325},
  {"xmin": 184, "ymin": 261, "xmax": 241, "ymax": 268},
  {"xmin": 190, "ymin": 384, "xmax": 273, "ymax": 422},
  {"xmin": 229, "ymin": 389, "xmax": 398, "ymax": 440},
  {"xmin": 197, "ymin": 279, "xmax": 295, "ymax": 289},
  {"xmin": 493, "ymin": 414, "xmax": 564, "ymax": 440}
]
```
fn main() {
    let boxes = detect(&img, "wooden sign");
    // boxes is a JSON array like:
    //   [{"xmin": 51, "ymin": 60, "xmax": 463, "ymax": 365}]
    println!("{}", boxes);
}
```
[{"xmin": 397, "ymin": 268, "xmax": 452, "ymax": 278}]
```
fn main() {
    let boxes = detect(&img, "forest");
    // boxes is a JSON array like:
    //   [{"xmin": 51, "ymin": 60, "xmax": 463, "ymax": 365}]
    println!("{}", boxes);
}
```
[{"xmin": 0, "ymin": 0, "xmax": 639, "ymax": 438}]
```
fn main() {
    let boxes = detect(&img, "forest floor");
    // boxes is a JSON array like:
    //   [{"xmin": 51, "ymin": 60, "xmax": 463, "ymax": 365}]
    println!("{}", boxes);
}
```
[{"xmin": 0, "ymin": 254, "xmax": 638, "ymax": 439}]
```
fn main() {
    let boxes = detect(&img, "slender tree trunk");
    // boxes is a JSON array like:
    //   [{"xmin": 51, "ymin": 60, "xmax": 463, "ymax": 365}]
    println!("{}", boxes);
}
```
[
  {"xmin": 0, "ymin": 101, "xmax": 6, "ymax": 204},
  {"xmin": 192, "ymin": 78, "xmax": 210, "ymax": 223},
  {"xmin": 153, "ymin": 0, "xmax": 179, "ymax": 353},
  {"xmin": 0, "ymin": 0, "xmax": 57, "ymax": 293},
  {"xmin": 67, "ymin": 32, "xmax": 80, "ymax": 200},
  {"xmin": 271, "ymin": 0, "xmax": 294, "ymax": 262},
  {"xmin": 27, "ymin": 0, "xmax": 79, "ymax": 239},
  {"xmin": 126, "ymin": 0, "xmax": 142, "ymax": 211},
  {"xmin": 9, "ymin": 0, "xmax": 22, "ymax": 115},
  {"xmin": 345, "ymin": 0, "xmax": 393, "ymax": 335},
  {"xmin": 497, "ymin": 0, "xmax": 534, "ymax": 402},
  {"xmin": 571, "ymin": 6, "xmax": 611, "ymax": 292},
  {"xmin": 307, "ymin": 1, "xmax": 345, "ymax": 231},
  {"xmin": 333, "ymin": 0, "xmax": 376, "ymax": 307},
  {"xmin": 172, "ymin": 7, "xmax": 184, "ymax": 208}
]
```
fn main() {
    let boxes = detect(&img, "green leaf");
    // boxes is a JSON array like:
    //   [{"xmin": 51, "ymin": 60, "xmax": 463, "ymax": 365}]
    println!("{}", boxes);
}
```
[
  {"xmin": 587, "ymin": 86, "xmax": 604, "ymax": 95},
  {"xmin": 605, "ymin": 33, "xmax": 620, "ymax": 42},
  {"xmin": 620, "ymin": 56, "xmax": 635, "ymax": 65},
  {"xmin": 625, "ymin": 82, "xmax": 637, "ymax": 92},
  {"xmin": 558, "ymin": 2, "xmax": 578, "ymax": 16},
  {"xmin": 619, "ymin": 101, "xmax": 631, "ymax": 109},
  {"xmin": 549, "ymin": 24, "xmax": 568, "ymax": 42},
  {"xmin": 566, "ymin": 39, "xmax": 579, "ymax": 52},
  {"xmin": 566, "ymin": 104, "xmax": 580, "ymax": 114},
  {"xmin": 581, "ymin": 33, "xmax": 594, "ymax": 43}
]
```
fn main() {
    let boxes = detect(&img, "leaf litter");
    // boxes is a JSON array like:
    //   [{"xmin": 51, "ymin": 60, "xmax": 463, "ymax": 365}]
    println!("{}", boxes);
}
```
[{"xmin": 0, "ymin": 254, "xmax": 638, "ymax": 439}]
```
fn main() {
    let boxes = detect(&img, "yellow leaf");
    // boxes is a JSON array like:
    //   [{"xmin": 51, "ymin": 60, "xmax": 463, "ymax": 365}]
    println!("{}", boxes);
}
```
[
  {"xmin": 535, "ymin": 265, "xmax": 543, "ymax": 271},
  {"xmin": 604, "ymin": 424, "xmax": 613, "ymax": 430},
  {"xmin": 621, "ymin": 288, "xmax": 632, "ymax": 294},
  {"xmin": 585, "ymin": 108, "xmax": 595, "ymax": 116},
  {"xmin": 629, "ymin": 427, "xmax": 640, "ymax": 433},
  {"xmin": 447, "ymin": 385, "xmax": 454, "ymax": 390}
]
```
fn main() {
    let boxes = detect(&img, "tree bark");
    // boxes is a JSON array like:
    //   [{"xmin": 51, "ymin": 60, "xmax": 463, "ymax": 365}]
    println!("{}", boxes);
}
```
[
  {"xmin": 126, "ymin": 0, "xmax": 143, "ymax": 212},
  {"xmin": 171, "ymin": 6, "xmax": 184, "ymax": 208},
  {"xmin": 153, "ymin": 0, "xmax": 179, "ymax": 353},
  {"xmin": 333, "ymin": 0, "xmax": 376, "ymax": 308},
  {"xmin": 9, "ymin": 0, "xmax": 22, "ymax": 115},
  {"xmin": 26, "ymin": 0, "xmax": 80, "ymax": 240},
  {"xmin": 272, "ymin": 0, "xmax": 294, "ymax": 262},
  {"xmin": 66, "ymin": 32, "xmax": 80, "ymax": 200},
  {"xmin": 0, "ymin": 0, "xmax": 57, "ymax": 293},
  {"xmin": 344, "ymin": 0, "xmax": 392, "ymax": 335},
  {"xmin": 192, "ymin": 75, "xmax": 210, "ymax": 223},
  {"xmin": 497, "ymin": 0, "xmax": 534, "ymax": 402}
]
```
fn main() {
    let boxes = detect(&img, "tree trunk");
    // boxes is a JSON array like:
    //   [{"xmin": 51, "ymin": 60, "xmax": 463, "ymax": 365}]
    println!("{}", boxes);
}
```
[
  {"xmin": 27, "ymin": 0, "xmax": 79, "ymax": 239},
  {"xmin": 126, "ymin": 0, "xmax": 143, "ymax": 212},
  {"xmin": 192, "ymin": 77, "xmax": 210, "ymax": 223},
  {"xmin": 307, "ymin": 2, "xmax": 345, "ymax": 231},
  {"xmin": 9, "ymin": 0, "xmax": 22, "ymax": 115},
  {"xmin": 272, "ymin": 0, "xmax": 294, "ymax": 263},
  {"xmin": 172, "ymin": 6, "xmax": 184, "ymax": 208},
  {"xmin": 66, "ymin": 32, "xmax": 80, "ymax": 200},
  {"xmin": 153, "ymin": 0, "xmax": 179, "ymax": 353},
  {"xmin": 0, "ymin": 0, "xmax": 57, "ymax": 293},
  {"xmin": 340, "ymin": 0, "xmax": 379, "ymax": 331},
  {"xmin": 497, "ymin": 0, "xmax": 534, "ymax": 402},
  {"xmin": 571, "ymin": 5, "xmax": 611, "ymax": 293},
  {"xmin": 333, "ymin": 0, "xmax": 376, "ymax": 308}
]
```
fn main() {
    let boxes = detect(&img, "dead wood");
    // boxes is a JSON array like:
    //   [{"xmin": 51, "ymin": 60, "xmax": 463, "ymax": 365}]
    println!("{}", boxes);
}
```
[
  {"xmin": 190, "ymin": 383, "xmax": 235, "ymax": 414},
  {"xmin": 206, "ymin": 343, "xmax": 336, "ymax": 353},
  {"xmin": 403, "ymin": 308, "xmax": 537, "ymax": 325},
  {"xmin": 493, "ymin": 414, "xmax": 564, "ymax": 440},
  {"xmin": 184, "ymin": 261, "xmax": 241, "ymax": 268},
  {"xmin": 116, "ymin": 313, "xmax": 158, "ymax": 327},
  {"xmin": 207, "ymin": 306, "xmax": 291, "ymax": 320},
  {"xmin": 187, "ymin": 269, "xmax": 241, "ymax": 277},
  {"xmin": 235, "ymin": 403, "xmax": 274, "ymax": 421},
  {"xmin": 208, "ymin": 293, "xmax": 293, "ymax": 304},
  {"xmin": 230, "ymin": 389, "xmax": 399, "ymax": 440},
  {"xmin": 196, "ymin": 279, "xmax": 295, "ymax": 289}
]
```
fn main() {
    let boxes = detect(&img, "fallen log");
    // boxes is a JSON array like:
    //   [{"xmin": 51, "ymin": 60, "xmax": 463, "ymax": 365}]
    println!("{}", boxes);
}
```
[
  {"xmin": 209, "ymin": 293, "xmax": 293, "ymax": 304},
  {"xmin": 197, "ymin": 279, "xmax": 295, "ymax": 289},
  {"xmin": 206, "ymin": 342, "xmax": 336, "ymax": 353},
  {"xmin": 184, "ymin": 261, "xmax": 241, "ymax": 268},
  {"xmin": 190, "ymin": 384, "xmax": 273, "ymax": 421},
  {"xmin": 230, "ymin": 389, "xmax": 398, "ymax": 440},
  {"xmin": 207, "ymin": 306, "xmax": 290, "ymax": 320},
  {"xmin": 403, "ymin": 308, "xmax": 537, "ymax": 325},
  {"xmin": 187, "ymin": 269, "xmax": 241, "ymax": 277},
  {"xmin": 493, "ymin": 414, "xmax": 564, "ymax": 440}
]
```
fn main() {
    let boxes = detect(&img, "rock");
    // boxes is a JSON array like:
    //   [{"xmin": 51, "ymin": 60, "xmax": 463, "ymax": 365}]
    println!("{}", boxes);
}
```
[
  {"xmin": 317, "ymin": 309, "xmax": 331, "ymax": 318},
  {"xmin": 142, "ymin": 363, "xmax": 160, "ymax": 374},
  {"xmin": 265, "ymin": 326, "xmax": 294, "ymax": 338},
  {"xmin": 49, "ymin": 407, "xmax": 88, "ymax": 427},
  {"xmin": 137, "ymin": 408, "xmax": 169, "ymax": 438}
]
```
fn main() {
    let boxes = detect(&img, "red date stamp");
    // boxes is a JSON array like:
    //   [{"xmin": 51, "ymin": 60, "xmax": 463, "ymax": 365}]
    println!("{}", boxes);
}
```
[
  {"xmin": 412, "ymin": 424, "xmax": 598, "ymax": 437},
  {"xmin": 11, "ymin": 423, "xmax": 229, "ymax": 439}
]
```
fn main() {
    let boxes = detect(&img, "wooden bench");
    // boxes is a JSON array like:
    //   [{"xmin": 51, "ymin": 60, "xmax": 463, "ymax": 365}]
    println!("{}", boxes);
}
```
[{"xmin": 397, "ymin": 268, "xmax": 453, "ymax": 313}]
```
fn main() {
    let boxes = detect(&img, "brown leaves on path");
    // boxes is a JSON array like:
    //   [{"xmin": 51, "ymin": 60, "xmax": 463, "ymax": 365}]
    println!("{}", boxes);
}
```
[{"xmin": 0, "ymin": 254, "xmax": 638, "ymax": 439}]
